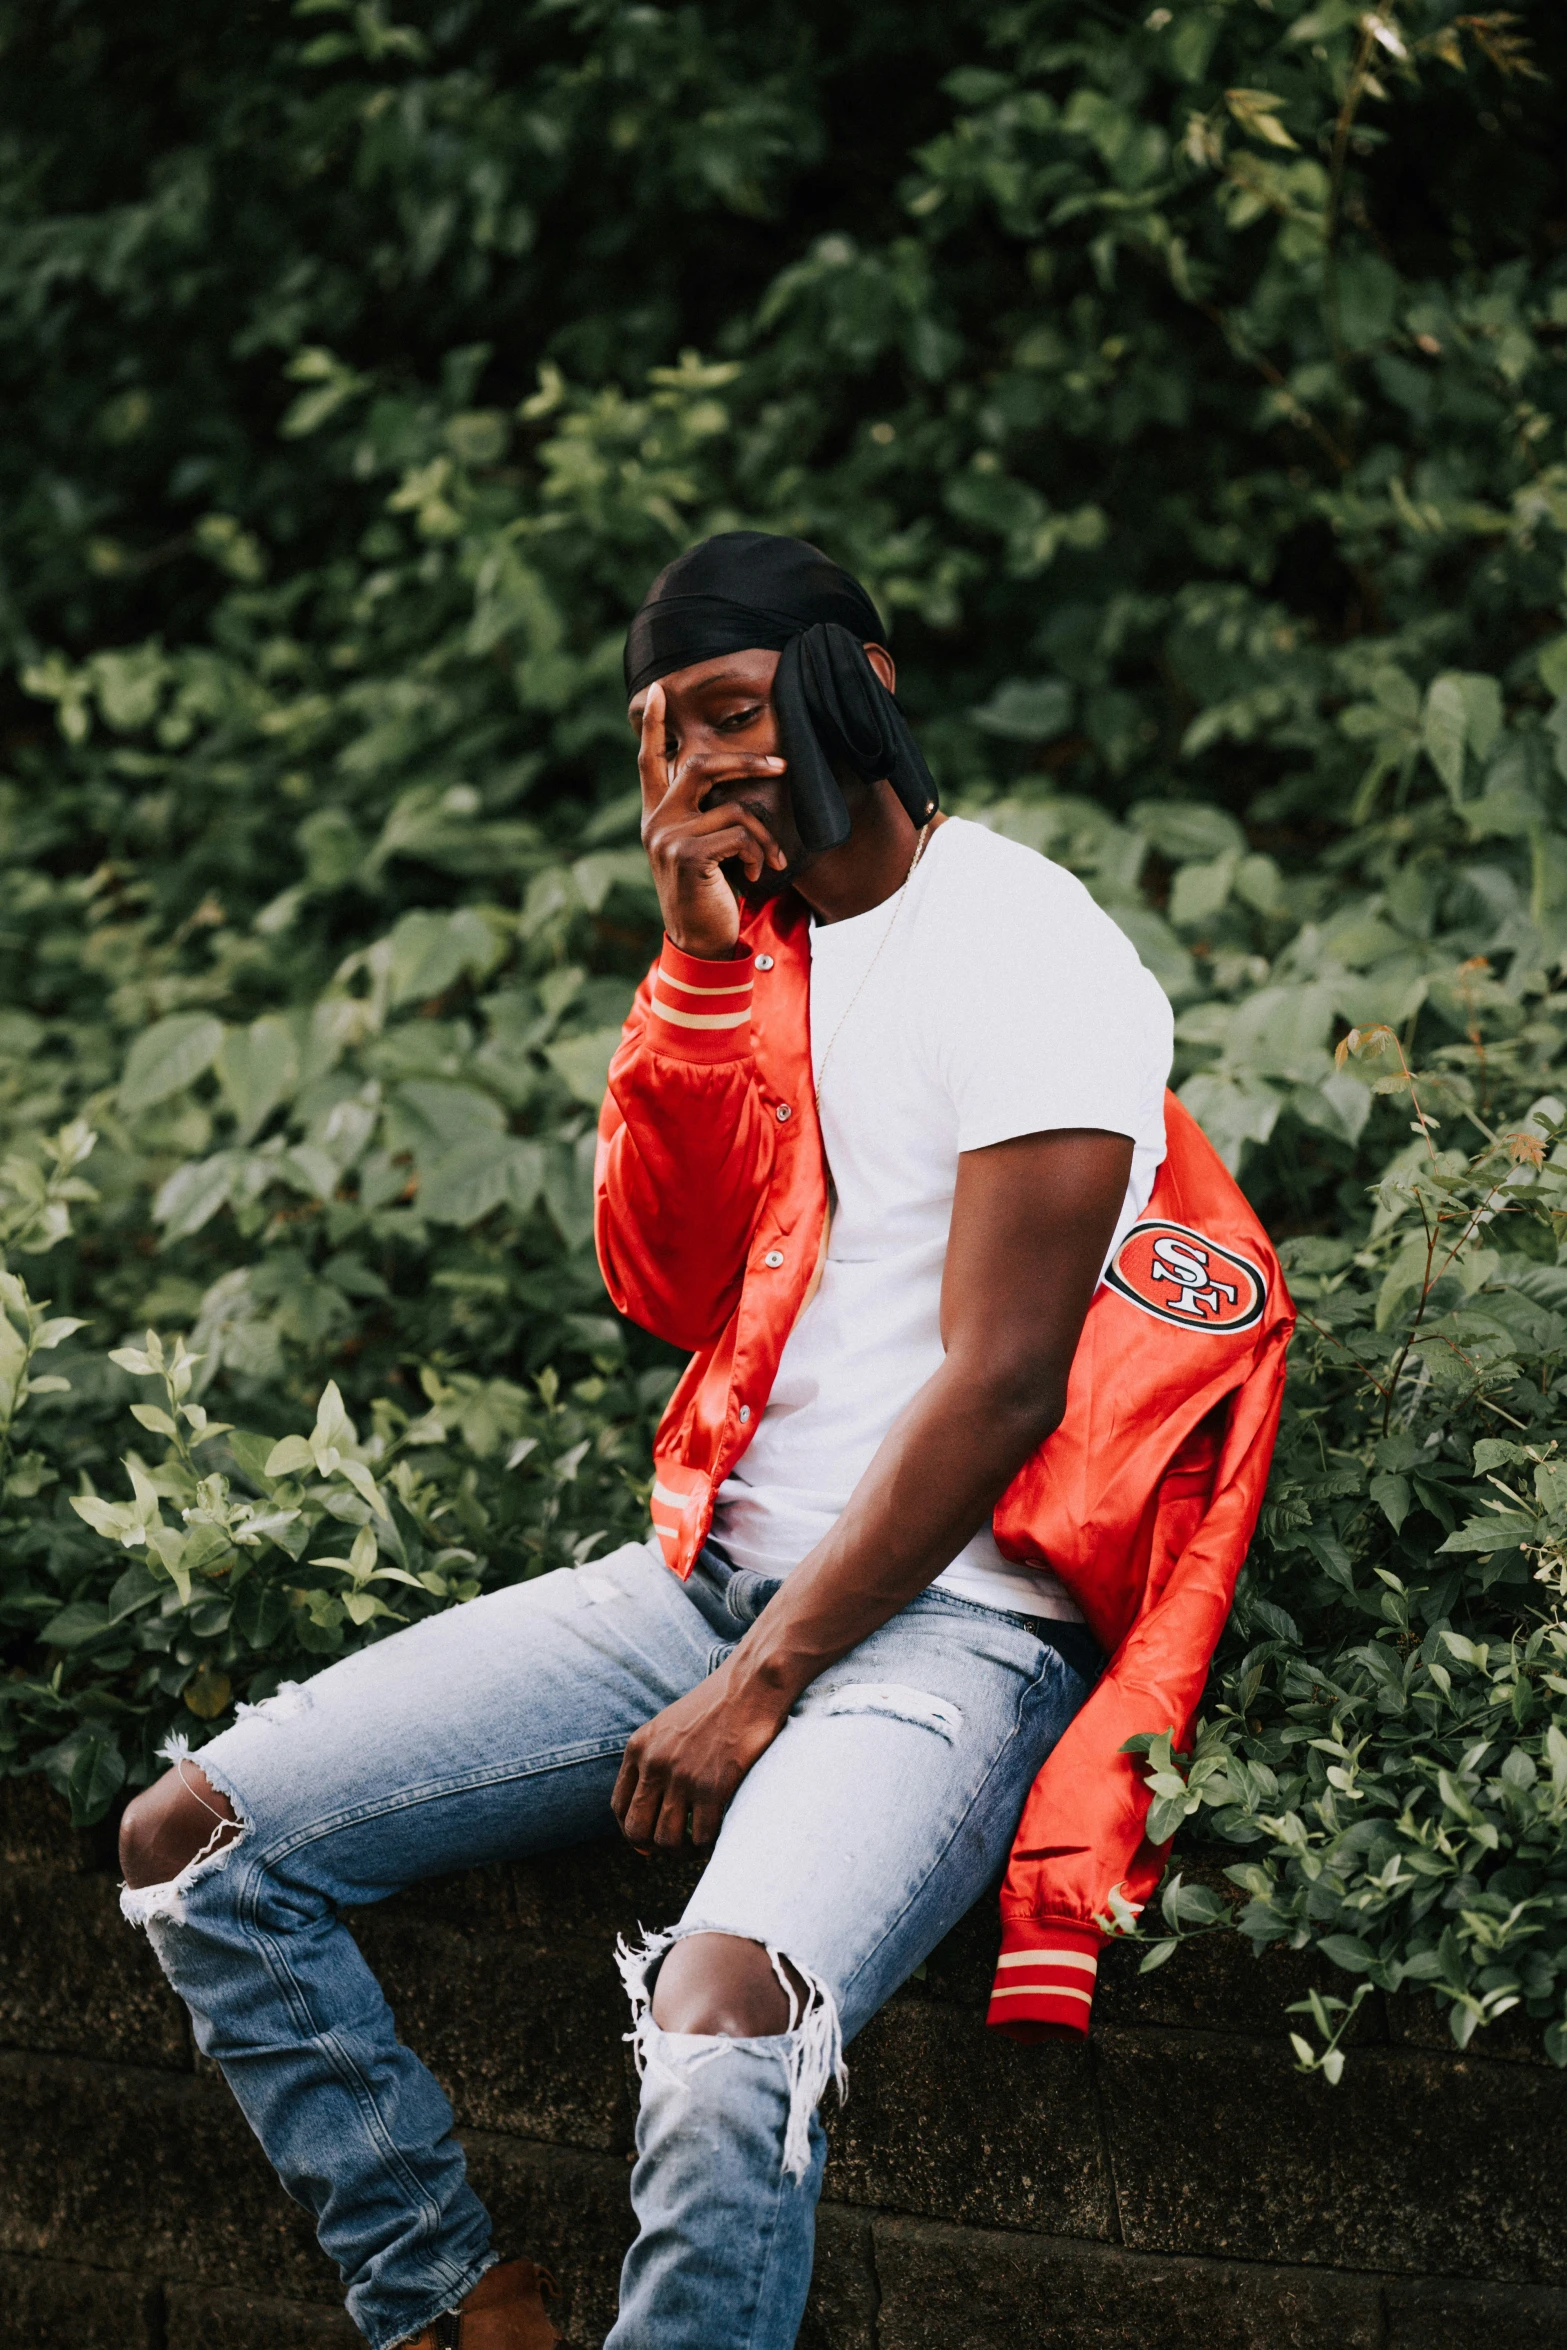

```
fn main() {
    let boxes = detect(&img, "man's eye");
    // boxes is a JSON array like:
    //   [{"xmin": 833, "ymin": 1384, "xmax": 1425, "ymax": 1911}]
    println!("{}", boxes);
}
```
[{"xmin": 717, "ymin": 706, "xmax": 764, "ymax": 732}]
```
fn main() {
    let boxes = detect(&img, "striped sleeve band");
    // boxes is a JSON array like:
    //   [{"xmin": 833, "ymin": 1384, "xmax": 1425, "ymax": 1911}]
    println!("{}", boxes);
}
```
[
  {"xmin": 648, "ymin": 940, "xmax": 755, "ymax": 1064},
  {"xmin": 986, "ymin": 1920, "xmax": 1104, "ymax": 2040},
  {"xmin": 648, "ymin": 1466, "xmax": 711, "ymax": 1575}
]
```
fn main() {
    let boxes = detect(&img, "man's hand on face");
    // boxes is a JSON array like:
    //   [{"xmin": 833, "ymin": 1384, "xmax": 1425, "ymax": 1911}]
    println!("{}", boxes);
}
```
[
  {"xmin": 637, "ymin": 678, "xmax": 791, "ymax": 960},
  {"xmin": 611, "ymin": 1657, "xmax": 793, "ymax": 1853}
]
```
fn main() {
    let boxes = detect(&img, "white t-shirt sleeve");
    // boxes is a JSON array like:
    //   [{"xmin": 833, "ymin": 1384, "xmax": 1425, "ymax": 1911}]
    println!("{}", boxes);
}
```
[{"xmin": 928, "ymin": 838, "xmax": 1173, "ymax": 1157}]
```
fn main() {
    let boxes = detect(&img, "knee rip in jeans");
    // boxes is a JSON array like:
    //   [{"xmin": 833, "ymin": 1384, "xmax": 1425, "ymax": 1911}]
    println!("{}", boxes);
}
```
[
  {"xmin": 616, "ymin": 1924, "xmax": 847, "ymax": 2185},
  {"xmin": 119, "ymin": 1736, "xmax": 252, "ymax": 1932},
  {"xmin": 800, "ymin": 1680, "xmax": 963, "ymax": 1741},
  {"xmin": 234, "ymin": 1678, "xmax": 312, "ymax": 1727}
]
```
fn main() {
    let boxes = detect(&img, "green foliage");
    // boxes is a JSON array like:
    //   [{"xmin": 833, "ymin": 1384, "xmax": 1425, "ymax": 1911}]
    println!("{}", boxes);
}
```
[
  {"xmin": 1112, "ymin": 1041, "xmax": 1567, "ymax": 2070},
  {"xmin": 3, "ymin": 0, "xmax": 1567, "ymax": 2069}
]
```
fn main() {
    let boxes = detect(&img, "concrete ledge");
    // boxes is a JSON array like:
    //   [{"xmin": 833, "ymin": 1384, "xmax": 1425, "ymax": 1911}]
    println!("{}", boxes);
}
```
[
  {"xmin": 0, "ymin": 1780, "xmax": 1562, "ymax": 2348},
  {"xmin": 823, "ymin": 2000, "xmax": 1112, "ymax": 2237},
  {"xmin": 0, "ymin": 2251, "xmax": 164, "ymax": 2348},
  {"xmin": 1382, "ymin": 2274, "xmax": 1567, "ymax": 2350},
  {"xmin": 0, "ymin": 2051, "xmax": 328, "ymax": 2292},
  {"xmin": 1096, "ymin": 2024, "xmax": 1566, "ymax": 2280},
  {"xmin": 0, "ymin": 1866, "xmax": 187, "ymax": 2071},
  {"xmin": 164, "ymin": 2287, "xmax": 360, "ymax": 2349},
  {"xmin": 871, "ymin": 2218, "xmax": 1385, "ymax": 2350}
]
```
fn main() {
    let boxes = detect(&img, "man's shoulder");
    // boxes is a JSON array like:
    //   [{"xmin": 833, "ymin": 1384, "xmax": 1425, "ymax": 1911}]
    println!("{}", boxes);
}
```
[{"xmin": 931, "ymin": 818, "xmax": 1129, "ymax": 939}]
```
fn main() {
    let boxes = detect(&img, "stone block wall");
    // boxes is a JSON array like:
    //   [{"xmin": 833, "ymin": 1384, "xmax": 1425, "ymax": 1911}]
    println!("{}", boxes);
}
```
[{"xmin": 0, "ymin": 1776, "xmax": 1562, "ymax": 2349}]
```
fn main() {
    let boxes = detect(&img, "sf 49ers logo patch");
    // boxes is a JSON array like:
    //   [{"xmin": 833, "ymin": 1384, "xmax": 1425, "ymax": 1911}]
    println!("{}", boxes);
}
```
[{"xmin": 1106, "ymin": 1220, "xmax": 1266, "ymax": 1335}]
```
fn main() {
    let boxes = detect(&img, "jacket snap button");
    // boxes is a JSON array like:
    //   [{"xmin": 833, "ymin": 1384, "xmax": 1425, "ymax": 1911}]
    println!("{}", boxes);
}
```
[
  {"xmin": 755, "ymin": 954, "xmax": 774, "ymax": 970},
  {"xmin": 775, "ymin": 1103, "xmax": 791, "ymax": 1122},
  {"xmin": 738, "ymin": 1404, "xmax": 751, "ymax": 1423},
  {"xmin": 763, "ymin": 1250, "xmax": 784, "ymax": 1268}
]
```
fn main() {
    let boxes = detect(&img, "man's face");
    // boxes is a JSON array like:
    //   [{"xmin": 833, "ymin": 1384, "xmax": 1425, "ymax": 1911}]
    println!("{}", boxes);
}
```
[
  {"xmin": 627, "ymin": 638, "xmax": 897, "ymax": 892},
  {"xmin": 628, "ymin": 647, "xmax": 806, "ymax": 886}
]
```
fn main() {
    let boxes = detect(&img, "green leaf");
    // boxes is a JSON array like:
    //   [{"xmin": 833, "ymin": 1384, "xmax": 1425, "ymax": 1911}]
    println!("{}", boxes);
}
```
[
  {"xmin": 129, "ymin": 1403, "xmax": 180, "ymax": 1439},
  {"xmin": 1537, "ymin": 636, "xmax": 1567, "ymax": 699},
  {"xmin": 233, "ymin": 1580, "xmax": 292, "ymax": 1645},
  {"xmin": 971, "ymin": 677, "xmax": 1073, "ymax": 741},
  {"xmin": 227, "ymin": 1431, "xmax": 280, "ymax": 1487},
  {"xmin": 1437, "ymin": 1516, "xmax": 1534, "ymax": 1554},
  {"xmin": 183, "ymin": 1663, "xmax": 232, "ymax": 1719},
  {"xmin": 33, "ymin": 1316, "xmax": 86, "ymax": 1351},
  {"xmin": 1369, "ymin": 1471, "xmax": 1411, "ymax": 1532},
  {"xmin": 263, "ymin": 1434, "xmax": 315, "ymax": 1477},
  {"xmin": 1146, "ymin": 1792, "xmax": 1194, "ymax": 1843},
  {"xmin": 118, "ymin": 1013, "xmax": 225, "ymax": 1116},
  {"xmin": 1225, "ymin": 87, "xmax": 1298, "ymax": 149},
  {"xmin": 39, "ymin": 1601, "xmax": 113, "ymax": 1647},
  {"xmin": 545, "ymin": 1029, "xmax": 623, "ymax": 1110},
  {"xmin": 1178, "ymin": 1071, "xmax": 1282, "ymax": 1172},
  {"xmin": 385, "ymin": 908, "xmax": 504, "ymax": 1009},
  {"xmin": 1304, "ymin": 1528, "xmax": 1355, "ymax": 1588},
  {"xmin": 313, "ymin": 1382, "xmax": 352, "ymax": 1453},
  {"xmin": 1421, "ymin": 673, "xmax": 1502, "ymax": 802},
  {"xmin": 1129, "ymin": 801, "xmax": 1246, "ymax": 862},
  {"xmin": 69, "ymin": 1495, "xmax": 129, "ymax": 1541},
  {"xmin": 1317, "ymin": 1933, "xmax": 1375, "ymax": 1974},
  {"xmin": 217, "ymin": 1015, "xmax": 299, "ymax": 1142},
  {"xmin": 1249, "ymin": 1599, "xmax": 1301, "ymax": 1645},
  {"xmin": 67, "ymin": 1734, "xmax": 126, "ymax": 1827},
  {"xmin": 419, "ymin": 1135, "xmax": 544, "ymax": 1226},
  {"xmin": 0, "ymin": 1314, "xmax": 28, "ymax": 1418},
  {"xmin": 1160, "ymin": 1874, "xmax": 1226, "ymax": 1928}
]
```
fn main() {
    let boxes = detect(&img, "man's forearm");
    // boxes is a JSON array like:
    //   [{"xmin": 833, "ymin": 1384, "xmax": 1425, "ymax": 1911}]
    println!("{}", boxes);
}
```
[
  {"xmin": 726, "ymin": 1348, "xmax": 1064, "ymax": 1714},
  {"xmin": 610, "ymin": 1129, "xmax": 1131, "ymax": 1851}
]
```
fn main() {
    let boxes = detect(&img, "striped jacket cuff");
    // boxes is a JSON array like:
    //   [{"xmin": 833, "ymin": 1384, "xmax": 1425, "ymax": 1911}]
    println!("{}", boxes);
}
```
[
  {"xmin": 646, "ymin": 940, "xmax": 755, "ymax": 1064},
  {"xmin": 986, "ymin": 1920, "xmax": 1103, "ymax": 2040}
]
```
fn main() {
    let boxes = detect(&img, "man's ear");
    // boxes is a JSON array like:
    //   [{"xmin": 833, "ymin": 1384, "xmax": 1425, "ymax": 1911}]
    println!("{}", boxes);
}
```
[{"xmin": 863, "ymin": 642, "xmax": 896, "ymax": 694}]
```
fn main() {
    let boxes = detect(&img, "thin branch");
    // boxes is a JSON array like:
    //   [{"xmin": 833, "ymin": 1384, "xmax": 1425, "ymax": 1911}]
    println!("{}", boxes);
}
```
[
  {"xmin": 1298, "ymin": 1309, "xmax": 1392, "ymax": 1401},
  {"xmin": 1197, "ymin": 301, "xmax": 1352, "ymax": 472},
  {"xmin": 1322, "ymin": 16, "xmax": 1381, "ymax": 402}
]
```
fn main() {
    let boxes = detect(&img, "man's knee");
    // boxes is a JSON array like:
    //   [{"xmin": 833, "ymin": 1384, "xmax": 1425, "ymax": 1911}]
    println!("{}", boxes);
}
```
[
  {"xmin": 120, "ymin": 1763, "xmax": 240, "ymax": 1889},
  {"xmin": 650, "ymin": 1932, "xmax": 809, "ymax": 2038}
]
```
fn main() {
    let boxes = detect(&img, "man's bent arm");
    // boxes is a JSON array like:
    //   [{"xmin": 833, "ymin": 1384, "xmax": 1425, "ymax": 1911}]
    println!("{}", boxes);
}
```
[
  {"xmin": 614, "ymin": 1126, "xmax": 1133, "ymax": 1848},
  {"xmin": 738, "ymin": 1126, "xmax": 1132, "ymax": 1688},
  {"xmin": 595, "ymin": 943, "xmax": 775, "ymax": 1351}
]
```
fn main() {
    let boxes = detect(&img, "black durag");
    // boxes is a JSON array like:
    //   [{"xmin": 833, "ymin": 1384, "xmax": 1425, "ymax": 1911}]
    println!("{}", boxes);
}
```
[{"xmin": 623, "ymin": 530, "xmax": 937, "ymax": 855}]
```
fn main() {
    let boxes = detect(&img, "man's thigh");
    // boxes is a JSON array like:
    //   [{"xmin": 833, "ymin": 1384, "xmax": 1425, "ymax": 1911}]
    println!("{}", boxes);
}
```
[
  {"xmin": 678, "ymin": 1593, "xmax": 1085, "ymax": 2042},
  {"xmin": 191, "ymin": 1538, "xmax": 724, "ymax": 1903}
]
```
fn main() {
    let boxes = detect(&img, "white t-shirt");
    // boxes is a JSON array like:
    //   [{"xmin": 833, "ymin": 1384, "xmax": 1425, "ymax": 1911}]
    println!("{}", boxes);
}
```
[{"xmin": 712, "ymin": 816, "xmax": 1173, "ymax": 1617}]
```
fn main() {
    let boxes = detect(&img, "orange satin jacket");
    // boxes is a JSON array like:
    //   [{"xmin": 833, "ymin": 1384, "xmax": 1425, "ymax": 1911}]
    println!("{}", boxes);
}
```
[{"xmin": 595, "ymin": 891, "xmax": 1293, "ymax": 2036}]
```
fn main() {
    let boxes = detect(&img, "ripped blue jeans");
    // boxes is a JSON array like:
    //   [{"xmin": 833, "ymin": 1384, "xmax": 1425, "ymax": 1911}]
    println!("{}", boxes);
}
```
[{"xmin": 124, "ymin": 1539, "xmax": 1091, "ymax": 2350}]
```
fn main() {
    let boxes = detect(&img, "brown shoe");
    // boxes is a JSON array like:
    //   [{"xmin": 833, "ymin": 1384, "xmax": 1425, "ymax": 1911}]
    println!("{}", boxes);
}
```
[{"xmin": 397, "ymin": 2258, "xmax": 565, "ymax": 2350}]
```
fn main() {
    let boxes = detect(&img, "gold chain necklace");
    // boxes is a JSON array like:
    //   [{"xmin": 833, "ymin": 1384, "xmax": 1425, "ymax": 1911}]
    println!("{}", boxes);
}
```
[{"xmin": 812, "ymin": 819, "xmax": 933, "ymax": 1114}]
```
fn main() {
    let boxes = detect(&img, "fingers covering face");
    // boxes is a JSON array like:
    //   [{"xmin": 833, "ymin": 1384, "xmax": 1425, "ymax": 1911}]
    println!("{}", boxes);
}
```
[{"xmin": 637, "ymin": 681, "xmax": 669, "ymax": 811}]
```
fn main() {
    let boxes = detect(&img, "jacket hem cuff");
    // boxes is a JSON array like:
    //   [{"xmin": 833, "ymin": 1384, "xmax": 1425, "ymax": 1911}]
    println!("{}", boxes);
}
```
[
  {"xmin": 986, "ymin": 1919, "xmax": 1104, "ymax": 2040},
  {"xmin": 647, "ymin": 940, "xmax": 755, "ymax": 1064}
]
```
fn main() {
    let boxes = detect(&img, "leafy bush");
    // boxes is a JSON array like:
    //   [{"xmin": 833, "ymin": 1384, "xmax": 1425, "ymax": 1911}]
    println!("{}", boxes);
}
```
[{"xmin": 3, "ymin": 0, "xmax": 1567, "ymax": 2066}]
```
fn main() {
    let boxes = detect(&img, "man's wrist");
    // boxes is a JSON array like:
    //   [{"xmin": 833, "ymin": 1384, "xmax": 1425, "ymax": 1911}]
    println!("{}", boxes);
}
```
[
  {"xmin": 664, "ymin": 926, "xmax": 743, "ymax": 961},
  {"xmin": 726, "ymin": 1637, "xmax": 810, "ymax": 1720}
]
